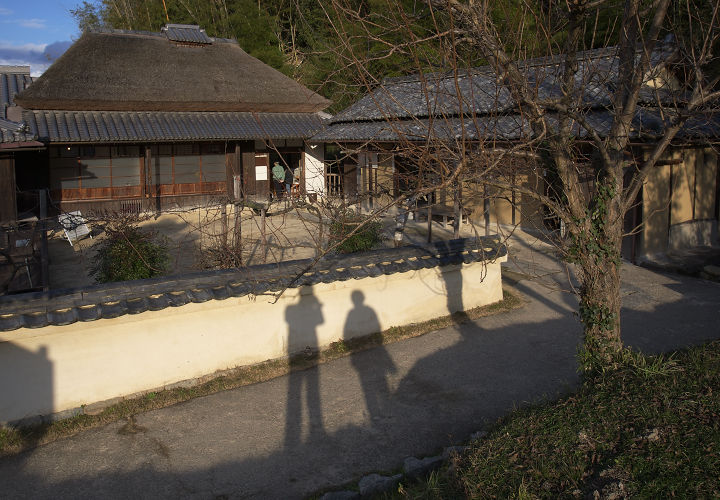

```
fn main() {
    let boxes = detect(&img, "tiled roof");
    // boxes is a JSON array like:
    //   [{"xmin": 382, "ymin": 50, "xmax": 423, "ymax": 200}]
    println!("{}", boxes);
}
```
[
  {"xmin": 1, "ymin": 67, "xmax": 32, "ymax": 110},
  {"xmin": 1, "ymin": 67, "xmax": 36, "ymax": 144},
  {"xmin": 23, "ymin": 110, "xmax": 326, "ymax": 143},
  {"xmin": 0, "ymin": 118, "xmax": 36, "ymax": 144},
  {"xmin": 329, "ymin": 47, "xmax": 679, "ymax": 123},
  {"xmin": 314, "ymin": 108, "xmax": 720, "ymax": 143},
  {"xmin": 315, "ymin": 42, "xmax": 719, "ymax": 143},
  {"xmin": 0, "ymin": 237, "xmax": 505, "ymax": 331},
  {"xmin": 161, "ymin": 24, "xmax": 213, "ymax": 44}
]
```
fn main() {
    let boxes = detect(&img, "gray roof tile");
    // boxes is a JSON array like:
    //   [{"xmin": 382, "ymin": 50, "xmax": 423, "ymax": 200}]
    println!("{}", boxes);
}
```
[
  {"xmin": 0, "ymin": 117, "xmax": 36, "ymax": 144},
  {"xmin": 23, "ymin": 110, "xmax": 325, "ymax": 143},
  {"xmin": 316, "ymin": 42, "xmax": 719, "ymax": 143},
  {"xmin": 162, "ymin": 24, "xmax": 213, "ymax": 45}
]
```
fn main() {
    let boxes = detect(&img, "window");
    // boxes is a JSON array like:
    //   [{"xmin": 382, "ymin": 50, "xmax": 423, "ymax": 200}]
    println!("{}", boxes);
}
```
[
  {"xmin": 79, "ymin": 157, "xmax": 111, "ymax": 188},
  {"xmin": 49, "ymin": 145, "xmax": 141, "ymax": 197},
  {"xmin": 150, "ymin": 143, "xmax": 227, "ymax": 190},
  {"xmin": 201, "ymin": 144, "xmax": 226, "ymax": 182}
]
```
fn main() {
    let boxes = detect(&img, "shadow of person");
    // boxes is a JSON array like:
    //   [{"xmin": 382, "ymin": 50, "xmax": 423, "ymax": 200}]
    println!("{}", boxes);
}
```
[
  {"xmin": 0, "ymin": 344, "xmax": 53, "ymax": 451},
  {"xmin": 344, "ymin": 291, "xmax": 397, "ymax": 427},
  {"xmin": 284, "ymin": 288, "xmax": 325, "ymax": 449}
]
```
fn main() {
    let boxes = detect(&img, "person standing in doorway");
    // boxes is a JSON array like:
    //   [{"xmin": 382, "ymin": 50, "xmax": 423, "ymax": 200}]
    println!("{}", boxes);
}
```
[
  {"xmin": 272, "ymin": 161, "xmax": 285, "ymax": 200},
  {"xmin": 284, "ymin": 164, "xmax": 294, "ymax": 195}
]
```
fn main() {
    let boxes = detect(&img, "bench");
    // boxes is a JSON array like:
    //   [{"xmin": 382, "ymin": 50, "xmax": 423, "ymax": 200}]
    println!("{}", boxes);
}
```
[
  {"xmin": 414, "ymin": 205, "xmax": 471, "ymax": 228},
  {"xmin": 58, "ymin": 211, "xmax": 92, "ymax": 246}
]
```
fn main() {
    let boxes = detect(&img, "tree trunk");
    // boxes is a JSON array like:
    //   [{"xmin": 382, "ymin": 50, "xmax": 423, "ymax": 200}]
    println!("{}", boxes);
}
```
[
  {"xmin": 572, "ymin": 185, "xmax": 625, "ymax": 374},
  {"xmin": 577, "ymin": 252, "xmax": 623, "ymax": 373}
]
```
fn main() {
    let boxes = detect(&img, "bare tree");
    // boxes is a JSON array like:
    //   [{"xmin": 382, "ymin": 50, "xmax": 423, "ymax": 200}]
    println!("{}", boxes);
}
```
[{"xmin": 320, "ymin": 0, "xmax": 720, "ymax": 373}]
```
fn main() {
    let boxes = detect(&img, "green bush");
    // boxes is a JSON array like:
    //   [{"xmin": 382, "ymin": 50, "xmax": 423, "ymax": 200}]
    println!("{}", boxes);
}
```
[
  {"xmin": 91, "ymin": 221, "xmax": 170, "ymax": 283},
  {"xmin": 329, "ymin": 213, "xmax": 383, "ymax": 253}
]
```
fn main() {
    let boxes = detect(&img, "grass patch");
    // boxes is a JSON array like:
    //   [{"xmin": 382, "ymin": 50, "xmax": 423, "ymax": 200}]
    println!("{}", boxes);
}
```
[
  {"xmin": 0, "ymin": 290, "xmax": 521, "ymax": 457},
  {"xmin": 388, "ymin": 340, "xmax": 720, "ymax": 499}
]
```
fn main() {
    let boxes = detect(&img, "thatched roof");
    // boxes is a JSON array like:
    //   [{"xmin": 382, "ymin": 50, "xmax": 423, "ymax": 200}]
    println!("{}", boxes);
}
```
[{"xmin": 15, "ymin": 26, "xmax": 329, "ymax": 113}]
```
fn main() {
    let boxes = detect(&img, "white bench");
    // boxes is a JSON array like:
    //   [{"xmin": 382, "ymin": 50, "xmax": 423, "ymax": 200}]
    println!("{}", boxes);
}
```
[{"xmin": 58, "ymin": 211, "xmax": 92, "ymax": 246}]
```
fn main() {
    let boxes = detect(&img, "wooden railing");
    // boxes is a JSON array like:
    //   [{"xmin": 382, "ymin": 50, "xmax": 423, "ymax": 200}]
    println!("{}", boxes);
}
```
[{"xmin": 326, "ymin": 173, "xmax": 343, "ymax": 196}]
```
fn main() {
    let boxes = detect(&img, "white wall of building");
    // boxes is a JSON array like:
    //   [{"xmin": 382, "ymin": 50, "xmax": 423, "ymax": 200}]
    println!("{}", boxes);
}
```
[{"xmin": 304, "ymin": 142, "xmax": 325, "ymax": 196}]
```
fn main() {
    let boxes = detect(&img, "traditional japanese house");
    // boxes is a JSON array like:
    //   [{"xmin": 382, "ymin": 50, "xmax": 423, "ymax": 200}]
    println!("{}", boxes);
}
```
[
  {"xmin": 8, "ymin": 24, "xmax": 329, "ymax": 214},
  {"xmin": 315, "ymin": 43, "xmax": 720, "ymax": 261},
  {"xmin": 1, "ymin": 66, "xmax": 41, "ymax": 223}
]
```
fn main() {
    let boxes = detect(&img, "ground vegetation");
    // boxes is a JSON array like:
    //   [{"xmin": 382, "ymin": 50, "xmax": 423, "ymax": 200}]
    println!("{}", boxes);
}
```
[
  {"xmin": 390, "ymin": 340, "xmax": 720, "ymax": 498},
  {"xmin": 90, "ymin": 212, "xmax": 170, "ymax": 282}
]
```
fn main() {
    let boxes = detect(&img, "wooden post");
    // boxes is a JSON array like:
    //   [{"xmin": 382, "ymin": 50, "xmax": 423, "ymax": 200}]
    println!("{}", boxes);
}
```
[
  {"xmin": 234, "ymin": 203, "xmax": 242, "ymax": 263},
  {"xmin": 427, "ymin": 204, "xmax": 433, "ymax": 243},
  {"xmin": 39, "ymin": 189, "xmax": 49, "ymax": 291},
  {"xmin": 357, "ymin": 153, "xmax": 364, "ymax": 212},
  {"xmin": 511, "ymin": 174, "xmax": 516, "ymax": 226},
  {"xmin": 234, "ymin": 175, "xmax": 242, "ymax": 201},
  {"xmin": 453, "ymin": 181, "xmax": 460, "ymax": 239},
  {"xmin": 484, "ymin": 183, "xmax": 490, "ymax": 236},
  {"xmin": 221, "ymin": 204, "xmax": 228, "ymax": 248},
  {"xmin": 261, "ymin": 207, "xmax": 267, "ymax": 262}
]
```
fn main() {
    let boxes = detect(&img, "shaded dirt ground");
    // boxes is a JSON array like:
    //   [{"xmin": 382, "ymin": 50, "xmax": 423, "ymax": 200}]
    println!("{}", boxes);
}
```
[{"xmin": 46, "ymin": 203, "xmax": 492, "ymax": 290}]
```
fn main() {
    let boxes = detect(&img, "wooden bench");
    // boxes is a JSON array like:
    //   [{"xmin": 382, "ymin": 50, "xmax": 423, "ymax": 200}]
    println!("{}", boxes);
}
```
[{"xmin": 415, "ymin": 205, "xmax": 471, "ymax": 228}]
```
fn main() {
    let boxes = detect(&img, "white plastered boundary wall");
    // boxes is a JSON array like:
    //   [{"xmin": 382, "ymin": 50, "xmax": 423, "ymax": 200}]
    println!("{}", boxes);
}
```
[{"xmin": 0, "ymin": 257, "xmax": 505, "ymax": 424}]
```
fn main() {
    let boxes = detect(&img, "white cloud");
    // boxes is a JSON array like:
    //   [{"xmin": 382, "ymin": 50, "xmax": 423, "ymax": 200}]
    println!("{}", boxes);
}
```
[
  {"xmin": 0, "ymin": 40, "xmax": 71, "ymax": 76},
  {"xmin": 0, "ymin": 41, "xmax": 47, "ymax": 53},
  {"xmin": 0, "ymin": 8, "xmax": 13, "ymax": 16},
  {"xmin": 18, "ymin": 18, "xmax": 47, "ymax": 30}
]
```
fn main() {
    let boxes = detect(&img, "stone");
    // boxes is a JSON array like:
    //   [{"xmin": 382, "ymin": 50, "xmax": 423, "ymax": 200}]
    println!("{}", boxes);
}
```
[
  {"xmin": 442, "ymin": 445, "xmax": 468, "ymax": 460},
  {"xmin": 703, "ymin": 265, "xmax": 720, "ymax": 278},
  {"xmin": 470, "ymin": 430, "xmax": 488, "ymax": 441},
  {"xmin": 357, "ymin": 473, "xmax": 402, "ymax": 497},
  {"xmin": 319, "ymin": 491, "xmax": 360, "ymax": 500},
  {"xmin": 403, "ymin": 455, "xmax": 445, "ymax": 480}
]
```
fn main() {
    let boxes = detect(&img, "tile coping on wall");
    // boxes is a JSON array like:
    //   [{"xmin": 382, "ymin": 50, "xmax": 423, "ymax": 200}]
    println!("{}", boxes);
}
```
[{"xmin": 0, "ymin": 237, "xmax": 506, "ymax": 332}]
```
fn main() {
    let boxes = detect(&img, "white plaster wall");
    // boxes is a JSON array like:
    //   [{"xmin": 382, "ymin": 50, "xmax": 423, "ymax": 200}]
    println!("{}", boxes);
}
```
[
  {"xmin": 304, "ymin": 142, "xmax": 325, "ymax": 196},
  {"xmin": 0, "ymin": 258, "xmax": 504, "ymax": 424}
]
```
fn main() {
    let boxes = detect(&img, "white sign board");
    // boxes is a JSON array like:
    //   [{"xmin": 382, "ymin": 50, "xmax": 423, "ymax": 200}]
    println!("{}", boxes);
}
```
[{"xmin": 255, "ymin": 166, "xmax": 268, "ymax": 181}]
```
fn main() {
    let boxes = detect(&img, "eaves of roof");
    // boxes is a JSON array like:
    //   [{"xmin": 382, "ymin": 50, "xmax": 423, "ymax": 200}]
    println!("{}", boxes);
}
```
[
  {"xmin": 23, "ymin": 110, "xmax": 326, "ymax": 143},
  {"xmin": 313, "ymin": 108, "xmax": 720, "ymax": 143}
]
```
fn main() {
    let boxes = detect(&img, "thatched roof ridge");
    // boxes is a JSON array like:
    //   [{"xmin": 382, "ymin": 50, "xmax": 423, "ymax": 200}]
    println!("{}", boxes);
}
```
[{"xmin": 15, "ymin": 28, "xmax": 329, "ymax": 113}]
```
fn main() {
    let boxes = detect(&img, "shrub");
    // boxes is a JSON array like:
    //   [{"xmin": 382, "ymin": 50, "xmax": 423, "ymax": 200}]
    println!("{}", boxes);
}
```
[
  {"xmin": 91, "ymin": 219, "xmax": 170, "ymax": 283},
  {"xmin": 329, "ymin": 211, "xmax": 383, "ymax": 253}
]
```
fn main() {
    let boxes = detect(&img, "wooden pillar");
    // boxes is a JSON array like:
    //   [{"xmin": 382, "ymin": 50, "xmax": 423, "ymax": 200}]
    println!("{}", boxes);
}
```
[
  {"xmin": 453, "ymin": 180, "xmax": 460, "ymax": 239},
  {"xmin": 241, "ymin": 142, "xmax": 257, "ymax": 198},
  {"xmin": 0, "ymin": 157, "xmax": 17, "ymax": 223},
  {"xmin": 483, "ymin": 182, "xmax": 490, "ymax": 236},
  {"xmin": 357, "ymin": 152, "xmax": 365, "ymax": 211},
  {"xmin": 427, "ymin": 204, "xmax": 433, "ymax": 243}
]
